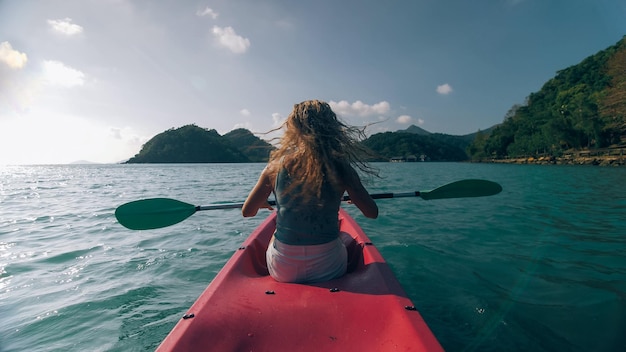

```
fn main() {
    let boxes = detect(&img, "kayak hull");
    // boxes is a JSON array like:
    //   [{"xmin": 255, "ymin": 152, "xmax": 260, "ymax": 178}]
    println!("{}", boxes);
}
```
[{"xmin": 157, "ymin": 208, "xmax": 443, "ymax": 351}]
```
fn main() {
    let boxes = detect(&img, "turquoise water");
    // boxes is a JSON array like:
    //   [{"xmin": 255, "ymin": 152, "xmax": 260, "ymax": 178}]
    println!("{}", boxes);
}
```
[{"xmin": 1, "ymin": 163, "xmax": 625, "ymax": 351}]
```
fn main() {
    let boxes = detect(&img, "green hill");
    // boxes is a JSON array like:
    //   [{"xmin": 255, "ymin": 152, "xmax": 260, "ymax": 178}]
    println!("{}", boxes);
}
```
[
  {"xmin": 125, "ymin": 125, "xmax": 269, "ymax": 163},
  {"xmin": 363, "ymin": 126, "xmax": 472, "ymax": 161},
  {"xmin": 223, "ymin": 128, "xmax": 274, "ymax": 162},
  {"xmin": 360, "ymin": 124, "xmax": 499, "ymax": 162},
  {"xmin": 468, "ymin": 36, "xmax": 626, "ymax": 160}
]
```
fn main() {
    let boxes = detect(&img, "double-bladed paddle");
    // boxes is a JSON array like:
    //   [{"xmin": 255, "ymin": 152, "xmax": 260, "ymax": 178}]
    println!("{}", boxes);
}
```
[{"xmin": 115, "ymin": 179, "xmax": 502, "ymax": 230}]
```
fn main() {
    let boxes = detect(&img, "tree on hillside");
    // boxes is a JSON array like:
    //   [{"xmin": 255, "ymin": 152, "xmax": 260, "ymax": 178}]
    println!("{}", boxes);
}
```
[{"xmin": 363, "ymin": 132, "xmax": 469, "ymax": 161}]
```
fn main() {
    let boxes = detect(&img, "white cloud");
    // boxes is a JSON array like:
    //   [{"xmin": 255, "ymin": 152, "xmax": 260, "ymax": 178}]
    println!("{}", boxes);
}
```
[
  {"xmin": 1, "ymin": 43, "xmax": 32, "ymax": 113},
  {"xmin": 240, "ymin": 108, "xmax": 251, "ymax": 116},
  {"xmin": 0, "ymin": 41, "xmax": 28, "ymax": 69},
  {"xmin": 272, "ymin": 112, "xmax": 284, "ymax": 127},
  {"xmin": 396, "ymin": 115, "xmax": 412, "ymax": 124},
  {"xmin": 212, "ymin": 26, "xmax": 250, "ymax": 54},
  {"xmin": 329, "ymin": 100, "xmax": 390, "ymax": 117},
  {"xmin": 197, "ymin": 7, "xmax": 219, "ymax": 19},
  {"xmin": 110, "ymin": 127, "xmax": 124, "ymax": 139},
  {"xmin": 47, "ymin": 18, "xmax": 84, "ymax": 36},
  {"xmin": 437, "ymin": 83, "xmax": 453, "ymax": 95},
  {"xmin": 109, "ymin": 126, "xmax": 145, "ymax": 147},
  {"xmin": 395, "ymin": 115, "xmax": 424, "ymax": 126},
  {"xmin": 42, "ymin": 60, "xmax": 85, "ymax": 87}
]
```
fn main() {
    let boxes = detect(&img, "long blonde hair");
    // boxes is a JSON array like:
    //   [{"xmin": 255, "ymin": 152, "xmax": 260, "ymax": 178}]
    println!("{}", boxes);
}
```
[{"xmin": 269, "ymin": 100, "xmax": 377, "ymax": 200}]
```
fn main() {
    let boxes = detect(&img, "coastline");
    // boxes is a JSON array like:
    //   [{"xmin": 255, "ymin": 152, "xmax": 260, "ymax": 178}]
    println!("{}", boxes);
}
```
[{"xmin": 483, "ymin": 154, "xmax": 625, "ymax": 166}]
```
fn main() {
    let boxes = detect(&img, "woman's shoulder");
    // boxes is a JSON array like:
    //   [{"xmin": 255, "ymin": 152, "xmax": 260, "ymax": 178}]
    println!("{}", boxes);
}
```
[
  {"xmin": 263, "ymin": 159, "xmax": 284, "ymax": 179},
  {"xmin": 334, "ymin": 160, "xmax": 354, "ymax": 177}
]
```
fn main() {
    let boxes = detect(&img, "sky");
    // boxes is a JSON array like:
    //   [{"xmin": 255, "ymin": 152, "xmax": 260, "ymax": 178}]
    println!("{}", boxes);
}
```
[{"xmin": 1, "ymin": 0, "xmax": 625, "ymax": 165}]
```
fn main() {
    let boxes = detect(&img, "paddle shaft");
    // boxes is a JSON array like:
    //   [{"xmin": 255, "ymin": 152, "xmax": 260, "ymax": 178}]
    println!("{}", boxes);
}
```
[
  {"xmin": 116, "ymin": 179, "xmax": 502, "ymax": 230},
  {"xmin": 196, "ymin": 192, "xmax": 421, "ymax": 211},
  {"xmin": 196, "ymin": 190, "xmax": 465, "ymax": 211}
]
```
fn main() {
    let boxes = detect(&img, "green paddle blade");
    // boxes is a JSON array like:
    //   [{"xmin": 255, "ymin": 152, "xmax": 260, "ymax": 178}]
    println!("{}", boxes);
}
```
[
  {"xmin": 419, "ymin": 179, "xmax": 502, "ymax": 200},
  {"xmin": 115, "ymin": 198, "xmax": 197, "ymax": 230}
]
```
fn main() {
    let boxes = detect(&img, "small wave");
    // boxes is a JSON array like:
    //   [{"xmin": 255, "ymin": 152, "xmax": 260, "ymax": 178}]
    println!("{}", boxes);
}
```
[{"xmin": 40, "ymin": 247, "xmax": 101, "ymax": 264}]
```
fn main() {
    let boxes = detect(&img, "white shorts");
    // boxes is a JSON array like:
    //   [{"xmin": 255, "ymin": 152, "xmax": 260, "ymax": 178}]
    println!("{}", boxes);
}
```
[{"xmin": 266, "ymin": 235, "xmax": 347, "ymax": 283}]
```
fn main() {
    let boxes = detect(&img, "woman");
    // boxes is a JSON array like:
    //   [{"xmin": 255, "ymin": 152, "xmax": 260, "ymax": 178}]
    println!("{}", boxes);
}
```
[{"xmin": 242, "ymin": 100, "xmax": 378, "ymax": 283}]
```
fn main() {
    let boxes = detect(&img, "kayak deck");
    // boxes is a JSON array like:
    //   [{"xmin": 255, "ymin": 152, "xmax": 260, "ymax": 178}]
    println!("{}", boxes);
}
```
[{"xmin": 157, "ymin": 208, "xmax": 443, "ymax": 351}]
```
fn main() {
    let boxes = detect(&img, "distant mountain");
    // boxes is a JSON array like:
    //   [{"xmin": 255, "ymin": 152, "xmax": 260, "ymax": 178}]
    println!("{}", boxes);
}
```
[
  {"xmin": 362, "ymin": 124, "xmax": 487, "ymax": 161},
  {"xmin": 402, "ymin": 124, "xmax": 431, "ymax": 136},
  {"xmin": 359, "ymin": 124, "xmax": 498, "ymax": 162},
  {"xmin": 401, "ymin": 124, "xmax": 498, "ymax": 141},
  {"xmin": 363, "ymin": 131, "xmax": 469, "ymax": 161}
]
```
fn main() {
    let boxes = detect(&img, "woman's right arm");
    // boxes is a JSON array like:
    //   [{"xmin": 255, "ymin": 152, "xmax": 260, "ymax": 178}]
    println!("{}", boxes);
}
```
[
  {"xmin": 344, "ymin": 166, "xmax": 378, "ymax": 219},
  {"xmin": 242, "ymin": 165, "xmax": 275, "ymax": 217}
]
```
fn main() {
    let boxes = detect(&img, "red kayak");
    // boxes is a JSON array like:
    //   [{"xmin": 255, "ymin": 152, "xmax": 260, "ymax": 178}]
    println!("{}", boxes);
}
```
[{"xmin": 157, "ymin": 208, "xmax": 443, "ymax": 351}]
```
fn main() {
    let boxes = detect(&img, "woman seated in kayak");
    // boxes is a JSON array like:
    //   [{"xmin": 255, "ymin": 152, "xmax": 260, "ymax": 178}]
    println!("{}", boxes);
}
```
[{"xmin": 242, "ymin": 100, "xmax": 378, "ymax": 283}]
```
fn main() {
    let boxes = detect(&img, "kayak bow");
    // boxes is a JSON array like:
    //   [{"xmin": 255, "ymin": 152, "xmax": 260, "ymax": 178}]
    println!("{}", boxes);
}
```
[{"xmin": 156, "ymin": 209, "xmax": 443, "ymax": 351}]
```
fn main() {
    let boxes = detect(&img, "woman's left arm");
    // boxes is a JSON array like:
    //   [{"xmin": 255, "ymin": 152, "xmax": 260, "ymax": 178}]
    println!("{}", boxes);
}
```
[{"xmin": 242, "ymin": 166, "xmax": 275, "ymax": 217}]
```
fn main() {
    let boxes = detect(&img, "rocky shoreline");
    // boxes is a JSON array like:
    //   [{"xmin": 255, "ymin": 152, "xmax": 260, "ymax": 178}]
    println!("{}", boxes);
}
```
[{"xmin": 486, "ymin": 154, "xmax": 625, "ymax": 166}]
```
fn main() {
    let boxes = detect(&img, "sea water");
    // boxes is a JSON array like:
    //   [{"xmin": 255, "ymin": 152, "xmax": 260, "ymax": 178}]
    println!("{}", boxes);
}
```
[{"xmin": 1, "ymin": 163, "xmax": 624, "ymax": 351}]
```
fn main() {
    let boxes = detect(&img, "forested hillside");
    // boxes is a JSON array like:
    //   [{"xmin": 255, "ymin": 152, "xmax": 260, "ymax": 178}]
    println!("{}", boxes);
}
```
[
  {"xmin": 223, "ymin": 128, "xmax": 274, "ymax": 162},
  {"xmin": 468, "ymin": 36, "xmax": 626, "ymax": 160},
  {"xmin": 126, "ymin": 125, "xmax": 267, "ymax": 163},
  {"xmin": 362, "ymin": 129, "xmax": 473, "ymax": 161}
]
